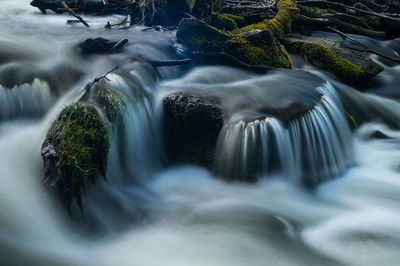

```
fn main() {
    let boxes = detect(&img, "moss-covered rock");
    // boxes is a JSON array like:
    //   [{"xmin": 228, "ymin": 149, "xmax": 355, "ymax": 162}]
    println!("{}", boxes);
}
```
[
  {"xmin": 283, "ymin": 35, "xmax": 383, "ymax": 85},
  {"xmin": 90, "ymin": 81, "xmax": 128, "ymax": 125},
  {"xmin": 236, "ymin": 0, "xmax": 298, "ymax": 36},
  {"xmin": 177, "ymin": 18, "xmax": 292, "ymax": 68},
  {"xmin": 176, "ymin": 18, "xmax": 229, "ymax": 51},
  {"xmin": 224, "ymin": 13, "xmax": 246, "ymax": 28},
  {"xmin": 207, "ymin": 12, "xmax": 238, "ymax": 31},
  {"xmin": 226, "ymin": 31, "xmax": 292, "ymax": 68},
  {"xmin": 286, "ymin": 40, "xmax": 367, "ymax": 85},
  {"xmin": 41, "ymin": 103, "xmax": 109, "ymax": 213}
]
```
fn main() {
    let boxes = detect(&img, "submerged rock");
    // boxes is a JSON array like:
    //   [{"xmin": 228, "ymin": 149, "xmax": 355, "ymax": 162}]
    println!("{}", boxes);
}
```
[
  {"xmin": 163, "ymin": 93, "xmax": 223, "ymax": 167},
  {"xmin": 41, "ymin": 103, "xmax": 109, "ymax": 213}
]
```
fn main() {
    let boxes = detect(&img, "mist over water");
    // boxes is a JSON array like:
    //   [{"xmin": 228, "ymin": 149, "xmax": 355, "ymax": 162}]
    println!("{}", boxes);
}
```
[{"xmin": 0, "ymin": 1, "xmax": 400, "ymax": 265}]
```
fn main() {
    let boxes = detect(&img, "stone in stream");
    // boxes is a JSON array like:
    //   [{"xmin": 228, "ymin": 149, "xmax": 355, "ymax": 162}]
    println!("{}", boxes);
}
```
[
  {"xmin": 163, "ymin": 94, "xmax": 223, "ymax": 168},
  {"xmin": 161, "ymin": 70, "xmax": 332, "ymax": 182},
  {"xmin": 77, "ymin": 38, "xmax": 128, "ymax": 55},
  {"xmin": 161, "ymin": 67, "xmax": 367, "ymax": 187},
  {"xmin": 41, "ymin": 102, "xmax": 110, "ymax": 214},
  {"xmin": 41, "ymin": 78, "xmax": 130, "ymax": 214}
]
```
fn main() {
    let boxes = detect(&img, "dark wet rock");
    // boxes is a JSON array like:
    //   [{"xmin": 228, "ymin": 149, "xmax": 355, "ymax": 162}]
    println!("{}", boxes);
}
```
[
  {"xmin": 30, "ymin": 0, "xmax": 66, "ymax": 13},
  {"xmin": 163, "ymin": 93, "xmax": 223, "ymax": 167},
  {"xmin": 77, "ymin": 38, "xmax": 128, "ymax": 55},
  {"xmin": 192, "ymin": 0, "xmax": 213, "ymax": 20},
  {"xmin": 41, "ymin": 103, "xmax": 109, "ymax": 214},
  {"xmin": 367, "ymin": 130, "xmax": 391, "ymax": 140}
]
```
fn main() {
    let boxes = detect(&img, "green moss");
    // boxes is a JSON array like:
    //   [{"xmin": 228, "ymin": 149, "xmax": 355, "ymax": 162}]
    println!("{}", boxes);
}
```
[
  {"xmin": 226, "ymin": 36, "xmax": 292, "ymax": 68},
  {"xmin": 46, "ymin": 103, "xmax": 109, "ymax": 209},
  {"xmin": 289, "ymin": 41, "xmax": 366, "ymax": 84},
  {"xmin": 92, "ymin": 81, "xmax": 127, "ymax": 125},
  {"xmin": 177, "ymin": 18, "xmax": 292, "ymax": 68},
  {"xmin": 207, "ymin": 12, "xmax": 238, "ymax": 31},
  {"xmin": 177, "ymin": 19, "xmax": 229, "ymax": 51},
  {"xmin": 236, "ymin": 0, "xmax": 298, "ymax": 36},
  {"xmin": 345, "ymin": 111, "xmax": 358, "ymax": 129},
  {"xmin": 224, "ymin": 14, "xmax": 246, "ymax": 28}
]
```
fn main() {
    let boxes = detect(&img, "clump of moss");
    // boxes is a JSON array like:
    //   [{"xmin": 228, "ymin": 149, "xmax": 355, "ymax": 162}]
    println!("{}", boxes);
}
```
[
  {"xmin": 226, "ymin": 35, "xmax": 292, "ymax": 68},
  {"xmin": 236, "ymin": 0, "xmax": 298, "ymax": 36},
  {"xmin": 207, "ymin": 12, "xmax": 238, "ymax": 31},
  {"xmin": 177, "ymin": 18, "xmax": 229, "ymax": 51},
  {"xmin": 288, "ymin": 41, "xmax": 366, "ymax": 84},
  {"xmin": 45, "ymin": 103, "xmax": 109, "ymax": 212},
  {"xmin": 91, "ymin": 81, "xmax": 127, "ymax": 125},
  {"xmin": 224, "ymin": 13, "xmax": 246, "ymax": 28}
]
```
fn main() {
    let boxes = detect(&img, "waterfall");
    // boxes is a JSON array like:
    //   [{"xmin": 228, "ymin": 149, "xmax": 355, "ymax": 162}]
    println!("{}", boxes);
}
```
[
  {"xmin": 104, "ymin": 71, "xmax": 160, "ymax": 184},
  {"xmin": 0, "ymin": 79, "xmax": 53, "ymax": 120},
  {"xmin": 214, "ymin": 82, "xmax": 353, "ymax": 186}
]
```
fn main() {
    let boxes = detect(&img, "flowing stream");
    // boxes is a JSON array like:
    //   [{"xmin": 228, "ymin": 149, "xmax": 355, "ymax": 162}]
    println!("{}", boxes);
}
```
[{"xmin": 1, "ymin": 1, "xmax": 400, "ymax": 265}]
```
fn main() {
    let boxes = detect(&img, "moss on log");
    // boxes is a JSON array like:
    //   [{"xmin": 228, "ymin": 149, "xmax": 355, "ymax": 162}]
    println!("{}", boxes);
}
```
[{"xmin": 236, "ymin": 0, "xmax": 299, "ymax": 36}]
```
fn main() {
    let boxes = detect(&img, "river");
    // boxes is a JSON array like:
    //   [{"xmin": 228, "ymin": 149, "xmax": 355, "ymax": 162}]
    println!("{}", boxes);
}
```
[{"xmin": 0, "ymin": 1, "xmax": 400, "ymax": 265}]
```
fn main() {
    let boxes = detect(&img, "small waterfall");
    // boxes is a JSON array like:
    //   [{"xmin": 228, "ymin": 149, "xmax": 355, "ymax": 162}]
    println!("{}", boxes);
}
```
[
  {"xmin": 104, "ymin": 72, "xmax": 160, "ymax": 184},
  {"xmin": 0, "ymin": 79, "xmax": 53, "ymax": 120},
  {"xmin": 214, "ymin": 82, "xmax": 353, "ymax": 186}
]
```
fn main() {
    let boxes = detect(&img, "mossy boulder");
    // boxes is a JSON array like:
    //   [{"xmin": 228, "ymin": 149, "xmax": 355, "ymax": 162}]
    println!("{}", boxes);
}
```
[
  {"xmin": 177, "ymin": 18, "xmax": 292, "ymax": 68},
  {"xmin": 236, "ymin": 0, "xmax": 298, "ymax": 36},
  {"xmin": 177, "ymin": 18, "xmax": 229, "ymax": 51},
  {"xmin": 207, "ymin": 12, "xmax": 238, "ymax": 31},
  {"xmin": 41, "ymin": 103, "xmax": 109, "ymax": 213},
  {"xmin": 163, "ymin": 93, "xmax": 223, "ymax": 167},
  {"xmin": 284, "ymin": 36, "xmax": 383, "ymax": 86}
]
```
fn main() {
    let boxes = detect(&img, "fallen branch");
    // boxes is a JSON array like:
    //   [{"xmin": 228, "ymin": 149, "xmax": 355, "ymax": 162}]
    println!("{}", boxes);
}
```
[
  {"xmin": 329, "ymin": 27, "xmax": 400, "ymax": 63},
  {"xmin": 60, "ymin": 1, "xmax": 90, "ymax": 27}
]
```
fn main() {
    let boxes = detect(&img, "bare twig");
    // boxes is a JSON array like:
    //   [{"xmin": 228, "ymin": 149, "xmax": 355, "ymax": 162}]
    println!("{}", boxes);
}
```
[
  {"xmin": 329, "ymin": 27, "xmax": 400, "ymax": 63},
  {"xmin": 80, "ymin": 66, "xmax": 119, "ymax": 101},
  {"xmin": 60, "ymin": 1, "xmax": 90, "ymax": 27},
  {"xmin": 105, "ymin": 15, "xmax": 130, "ymax": 29}
]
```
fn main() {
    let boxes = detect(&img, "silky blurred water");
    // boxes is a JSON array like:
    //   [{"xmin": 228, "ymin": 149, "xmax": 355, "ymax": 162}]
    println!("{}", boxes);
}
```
[{"xmin": 0, "ymin": 1, "xmax": 400, "ymax": 266}]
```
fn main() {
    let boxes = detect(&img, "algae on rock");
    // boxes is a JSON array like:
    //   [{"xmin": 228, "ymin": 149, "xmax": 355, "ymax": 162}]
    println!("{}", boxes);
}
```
[{"xmin": 41, "ymin": 103, "xmax": 109, "ymax": 213}]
